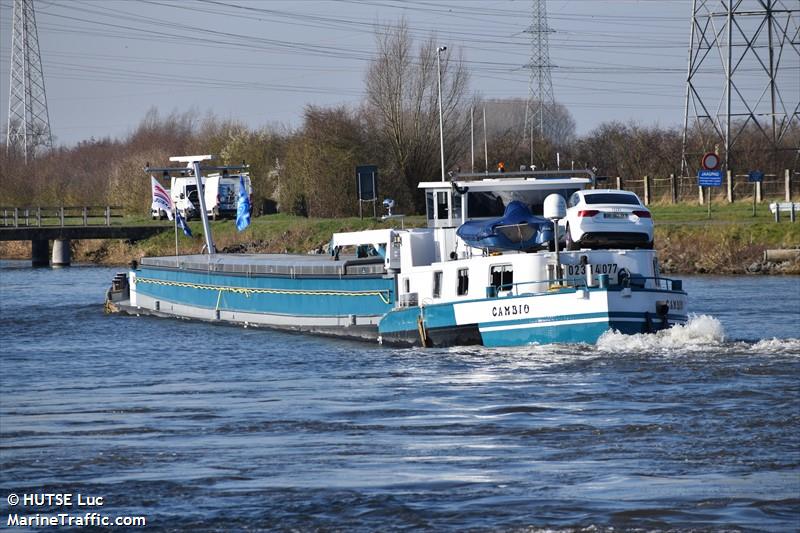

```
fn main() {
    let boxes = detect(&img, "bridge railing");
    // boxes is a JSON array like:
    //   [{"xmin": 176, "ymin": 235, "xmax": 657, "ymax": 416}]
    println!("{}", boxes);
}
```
[{"xmin": 0, "ymin": 206, "xmax": 125, "ymax": 228}]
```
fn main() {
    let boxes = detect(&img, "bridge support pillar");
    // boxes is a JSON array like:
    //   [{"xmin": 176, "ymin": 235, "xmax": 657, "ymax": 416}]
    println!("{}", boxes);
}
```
[
  {"xmin": 52, "ymin": 239, "xmax": 71, "ymax": 267},
  {"xmin": 31, "ymin": 240, "xmax": 50, "ymax": 267}
]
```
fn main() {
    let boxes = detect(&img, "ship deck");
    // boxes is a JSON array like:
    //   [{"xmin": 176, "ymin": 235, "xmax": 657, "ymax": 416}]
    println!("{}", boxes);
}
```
[{"xmin": 139, "ymin": 253, "xmax": 386, "ymax": 277}]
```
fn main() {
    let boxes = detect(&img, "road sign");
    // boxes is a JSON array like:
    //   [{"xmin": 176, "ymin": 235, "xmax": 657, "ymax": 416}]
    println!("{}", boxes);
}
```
[
  {"xmin": 701, "ymin": 152, "xmax": 720, "ymax": 170},
  {"xmin": 748, "ymin": 170, "xmax": 764, "ymax": 183},
  {"xmin": 698, "ymin": 169, "xmax": 723, "ymax": 187},
  {"xmin": 356, "ymin": 165, "xmax": 378, "ymax": 201}
]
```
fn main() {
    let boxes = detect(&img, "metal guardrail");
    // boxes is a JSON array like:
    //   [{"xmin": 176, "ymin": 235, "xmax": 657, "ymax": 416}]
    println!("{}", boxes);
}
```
[
  {"xmin": 0, "ymin": 206, "xmax": 124, "ymax": 227},
  {"xmin": 488, "ymin": 275, "xmax": 681, "ymax": 297}
]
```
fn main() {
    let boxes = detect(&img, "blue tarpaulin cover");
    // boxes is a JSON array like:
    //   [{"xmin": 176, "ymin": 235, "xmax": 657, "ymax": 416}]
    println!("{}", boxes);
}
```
[{"xmin": 456, "ymin": 201, "xmax": 553, "ymax": 251}]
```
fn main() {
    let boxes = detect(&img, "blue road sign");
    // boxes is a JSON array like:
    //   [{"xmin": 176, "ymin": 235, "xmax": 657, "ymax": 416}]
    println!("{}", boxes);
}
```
[
  {"xmin": 697, "ymin": 169, "xmax": 723, "ymax": 187},
  {"xmin": 748, "ymin": 170, "xmax": 764, "ymax": 183}
]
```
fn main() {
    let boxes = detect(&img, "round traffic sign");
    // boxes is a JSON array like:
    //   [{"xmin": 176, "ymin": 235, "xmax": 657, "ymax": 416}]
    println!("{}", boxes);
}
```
[{"xmin": 701, "ymin": 152, "xmax": 720, "ymax": 170}]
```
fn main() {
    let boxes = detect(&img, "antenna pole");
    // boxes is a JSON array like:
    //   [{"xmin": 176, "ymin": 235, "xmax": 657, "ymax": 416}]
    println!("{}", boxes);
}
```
[
  {"xmin": 483, "ymin": 106, "xmax": 488, "ymax": 174},
  {"xmin": 191, "ymin": 160, "xmax": 215, "ymax": 255},
  {"xmin": 470, "ymin": 106, "xmax": 474, "ymax": 173},
  {"xmin": 436, "ymin": 46, "xmax": 447, "ymax": 182}
]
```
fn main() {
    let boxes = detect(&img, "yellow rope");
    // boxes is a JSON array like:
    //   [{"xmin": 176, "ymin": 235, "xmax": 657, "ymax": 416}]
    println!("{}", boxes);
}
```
[{"xmin": 135, "ymin": 277, "xmax": 392, "ymax": 304}]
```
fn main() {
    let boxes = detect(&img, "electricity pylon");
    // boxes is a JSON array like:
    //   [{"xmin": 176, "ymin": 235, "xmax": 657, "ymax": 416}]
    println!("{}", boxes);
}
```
[
  {"xmin": 680, "ymin": 0, "xmax": 799, "ymax": 174},
  {"xmin": 6, "ymin": 0, "xmax": 53, "ymax": 162},
  {"xmin": 523, "ymin": 0, "xmax": 556, "ymax": 162}
]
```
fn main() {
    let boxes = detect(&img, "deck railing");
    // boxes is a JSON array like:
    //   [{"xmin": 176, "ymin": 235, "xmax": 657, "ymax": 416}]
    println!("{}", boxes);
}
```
[{"xmin": 487, "ymin": 274, "xmax": 681, "ymax": 298}]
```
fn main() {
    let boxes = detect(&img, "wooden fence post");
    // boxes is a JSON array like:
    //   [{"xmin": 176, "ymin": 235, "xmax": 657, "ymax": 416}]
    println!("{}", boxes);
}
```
[
  {"xmin": 726, "ymin": 170, "xmax": 733, "ymax": 203},
  {"xmin": 756, "ymin": 181, "xmax": 762, "ymax": 203},
  {"xmin": 616, "ymin": 176, "xmax": 622, "ymax": 190},
  {"xmin": 82, "ymin": 206, "xmax": 88, "ymax": 226},
  {"xmin": 786, "ymin": 169, "xmax": 792, "ymax": 202},
  {"xmin": 670, "ymin": 174, "xmax": 677, "ymax": 204},
  {"xmin": 698, "ymin": 184, "xmax": 704, "ymax": 205},
  {"xmin": 105, "ymin": 206, "xmax": 111, "ymax": 226},
  {"xmin": 14, "ymin": 208, "xmax": 19, "ymax": 227},
  {"xmin": 643, "ymin": 175, "xmax": 650, "ymax": 205},
  {"xmin": 37, "ymin": 207, "xmax": 42, "ymax": 227},
  {"xmin": 59, "ymin": 207, "xmax": 65, "ymax": 226}
]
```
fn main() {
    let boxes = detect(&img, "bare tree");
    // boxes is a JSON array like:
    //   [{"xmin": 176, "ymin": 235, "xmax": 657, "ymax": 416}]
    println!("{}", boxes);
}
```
[{"xmin": 365, "ymin": 20, "xmax": 471, "ymax": 211}]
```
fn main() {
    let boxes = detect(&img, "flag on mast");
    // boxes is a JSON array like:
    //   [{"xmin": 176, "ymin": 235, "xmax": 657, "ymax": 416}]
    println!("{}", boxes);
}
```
[
  {"xmin": 150, "ymin": 176, "xmax": 174, "ymax": 220},
  {"xmin": 176, "ymin": 211, "xmax": 192, "ymax": 237},
  {"xmin": 236, "ymin": 174, "xmax": 251, "ymax": 231}
]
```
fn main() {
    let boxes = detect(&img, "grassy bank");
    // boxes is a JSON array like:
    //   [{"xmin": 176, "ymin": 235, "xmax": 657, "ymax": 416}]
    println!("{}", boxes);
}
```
[
  {"xmin": 2, "ymin": 202, "xmax": 798, "ymax": 274},
  {"xmin": 650, "ymin": 201, "xmax": 800, "ymax": 273}
]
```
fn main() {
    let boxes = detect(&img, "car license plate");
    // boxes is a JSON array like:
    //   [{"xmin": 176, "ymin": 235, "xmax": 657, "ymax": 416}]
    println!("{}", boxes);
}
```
[{"xmin": 604, "ymin": 212, "xmax": 628, "ymax": 219}]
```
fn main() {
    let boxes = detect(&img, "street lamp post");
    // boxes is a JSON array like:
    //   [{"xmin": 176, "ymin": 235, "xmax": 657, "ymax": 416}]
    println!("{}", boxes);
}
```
[{"xmin": 437, "ymin": 46, "xmax": 447, "ymax": 182}]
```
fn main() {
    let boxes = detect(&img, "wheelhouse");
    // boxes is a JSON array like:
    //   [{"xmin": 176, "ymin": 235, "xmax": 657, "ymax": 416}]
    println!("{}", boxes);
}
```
[{"xmin": 419, "ymin": 169, "xmax": 595, "ymax": 229}]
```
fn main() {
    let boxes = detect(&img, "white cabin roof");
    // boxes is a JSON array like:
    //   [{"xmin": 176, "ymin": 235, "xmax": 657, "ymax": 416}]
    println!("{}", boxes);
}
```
[{"xmin": 418, "ymin": 177, "xmax": 591, "ymax": 192}]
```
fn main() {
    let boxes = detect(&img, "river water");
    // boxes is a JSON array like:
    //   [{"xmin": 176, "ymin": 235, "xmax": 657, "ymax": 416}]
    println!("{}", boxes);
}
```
[{"xmin": 1, "ymin": 261, "xmax": 798, "ymax": 532}]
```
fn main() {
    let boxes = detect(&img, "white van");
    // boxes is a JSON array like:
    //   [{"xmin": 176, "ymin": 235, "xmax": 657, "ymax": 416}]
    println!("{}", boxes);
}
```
[
  {"xmin": 204, "ymin": 172, "xmax": 253, "ymax": 220},
  {"xmin": 152, "ymin": 172, "xmax": 252, "ymax": 220}
]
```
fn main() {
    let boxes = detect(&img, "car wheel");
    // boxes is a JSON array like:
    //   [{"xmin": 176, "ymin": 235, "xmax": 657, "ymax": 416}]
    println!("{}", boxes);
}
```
[{"xmin": 565, "ymin": 225, "xmax": 579, "ymax": 251}]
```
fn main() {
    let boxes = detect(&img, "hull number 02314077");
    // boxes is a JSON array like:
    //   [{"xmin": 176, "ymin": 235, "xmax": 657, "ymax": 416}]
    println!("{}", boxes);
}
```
[{"xmin": 566, "ymin": 263, "xmax": 618, "ymax": 276}]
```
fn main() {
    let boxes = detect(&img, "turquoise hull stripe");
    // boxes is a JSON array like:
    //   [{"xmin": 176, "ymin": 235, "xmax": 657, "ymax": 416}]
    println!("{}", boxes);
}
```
[
  {"xmin": 135, "ymin": 267, "xmax": 394, "ymax": 317},
  {"xmin": 378, "ymin": 307, "xmax": 421, "ymax": 335},
  {"xmin": 481, "ymin": 321, "xmax": 613, "ymax": 346},
  {"xmin": 420, "ymin": 304, "xmax": 458, "ymax": 329},
  {"xmin": 377, "ymin": 305, "xmax": 460, "ymax": 335},
  {"xmin": 480, "ymin": 318, "xmax": 680, "ymax": 347}
]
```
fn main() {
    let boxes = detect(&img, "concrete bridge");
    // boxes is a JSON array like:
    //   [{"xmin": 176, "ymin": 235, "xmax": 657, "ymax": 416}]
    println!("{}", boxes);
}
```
[{"xmin": 1, "ymin": 206, "xmax": 170, "ymax": 267}]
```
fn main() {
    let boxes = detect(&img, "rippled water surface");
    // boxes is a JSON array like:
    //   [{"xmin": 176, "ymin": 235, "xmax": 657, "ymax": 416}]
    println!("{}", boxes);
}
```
[{"xmin": 1, "ymin": 262, "xmax": 799, "ymax": 531}]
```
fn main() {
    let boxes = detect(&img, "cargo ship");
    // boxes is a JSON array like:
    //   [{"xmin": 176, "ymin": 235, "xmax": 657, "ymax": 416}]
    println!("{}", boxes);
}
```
[{"xmin": 107, "ymin": 155, "xmax": 687, "ymax": 347}]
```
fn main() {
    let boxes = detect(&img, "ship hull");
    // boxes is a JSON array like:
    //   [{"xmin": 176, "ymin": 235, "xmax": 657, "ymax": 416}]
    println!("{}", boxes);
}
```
[
  {"xmin": 115, "ymin": 253, "xmax": 395, "ymax": 340},
  {"xmin": 378, "ymin": 286, "xmax": 687, "ymax": 347}
]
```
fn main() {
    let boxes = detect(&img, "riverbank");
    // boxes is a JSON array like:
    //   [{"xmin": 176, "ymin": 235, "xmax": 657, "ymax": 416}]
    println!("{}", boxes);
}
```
[{"xmin": 1, "ymin": 210, "xmax": 799, "ymax": 274}]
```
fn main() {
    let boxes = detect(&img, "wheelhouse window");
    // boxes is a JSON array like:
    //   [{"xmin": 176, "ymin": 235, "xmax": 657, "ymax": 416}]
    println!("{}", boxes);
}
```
[
  {"xmin": 467, "ymin": 188, "xmax": 581, "ymax": 218},
  {"xmin": 490, "ymin": 265, "xmax": 513, "ymax": 292},
  {"xmin": 452, "ymin": 193, "xmax": 463, "ymax": 221},
  {"xmin": 457, "ymin": 268, "xmax": 469, "ymax": 296},
  {"xmin": 436, "ymin": 191, "xmax": 449, "ymax": 219},
  {"xmin": 432, "ymin": 271, "xmax": 443, "ymax": 298},
  {"xmin": 426, "ymin": 192, "xmax": 434, "ymax": 221}
]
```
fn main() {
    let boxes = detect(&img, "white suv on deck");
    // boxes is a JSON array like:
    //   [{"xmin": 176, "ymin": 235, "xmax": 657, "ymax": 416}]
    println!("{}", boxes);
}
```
[{"xmin": 561, "ymin": 189, "xmax": 654, "ymax": 250}]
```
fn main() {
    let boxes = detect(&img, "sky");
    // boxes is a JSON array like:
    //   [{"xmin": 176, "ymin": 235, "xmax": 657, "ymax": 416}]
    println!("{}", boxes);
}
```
[{"xmin": 0, "ymin": 0, "xmax": 797, "ymax": 147}]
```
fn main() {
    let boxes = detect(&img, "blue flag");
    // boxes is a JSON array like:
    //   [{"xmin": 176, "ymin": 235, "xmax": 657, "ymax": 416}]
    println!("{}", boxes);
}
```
[
  {"xmin": 176, "ymin": 212, "xmax": 192, "ymax": 237},
  {"xmin": 236, "ymin": 175, "xmax": 251, "ymax": 231}
]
